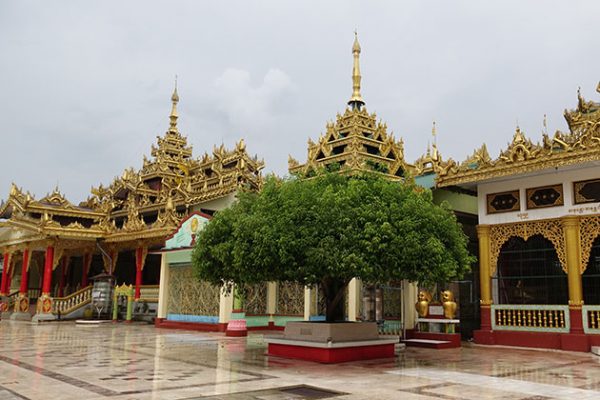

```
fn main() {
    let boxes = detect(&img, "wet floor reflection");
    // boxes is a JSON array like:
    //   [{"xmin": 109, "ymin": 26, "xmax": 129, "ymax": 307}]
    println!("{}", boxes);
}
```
[{"xmin": 0, "ymin": 321, "xmax": 598, "ymax": 399}]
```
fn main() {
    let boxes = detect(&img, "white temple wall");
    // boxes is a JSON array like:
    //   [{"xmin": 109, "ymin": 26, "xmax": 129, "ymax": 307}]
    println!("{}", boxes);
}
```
[{"xmin": 478, "ymin": 165, "xmax": 600, "ymax": 225}]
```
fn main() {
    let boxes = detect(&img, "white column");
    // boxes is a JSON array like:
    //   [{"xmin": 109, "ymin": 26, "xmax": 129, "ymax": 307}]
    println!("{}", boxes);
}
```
[
  {"xmin": 267, "ymin": 282, "xmax": 277, "ymax": 322},
  {"xmin": 219, "ymin": 286, "xmax": 234, "ymax": 324},
  {"xmin": 303, "ymin": 286, "xmax": 312, "ymax": 321},
  {"xmin": 347, "ymin": 278, "xmax": 361, "ymax": 321},
  {"xmin": 156, "ymin": 253, "xmax": 169, "ymax": 319}
]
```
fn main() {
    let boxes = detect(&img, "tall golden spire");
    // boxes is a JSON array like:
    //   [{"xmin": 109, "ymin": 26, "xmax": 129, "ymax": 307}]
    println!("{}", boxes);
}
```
[
  {"xmin": 348, "ymin": 31, "xmax": 365, "ymax": 109},
  {"xmin": 169, "ymin": 76, "xmax": 179, "ymax": 134}
]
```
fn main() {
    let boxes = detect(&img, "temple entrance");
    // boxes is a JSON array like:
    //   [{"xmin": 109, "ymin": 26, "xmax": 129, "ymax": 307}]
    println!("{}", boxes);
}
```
[
  {"xmin": 583, "ymin": 235, "xmax": 600, "ymax": 305},
  {"xmin": 495, "ymin": 235, "xmax": 567, "ymax": 305}
]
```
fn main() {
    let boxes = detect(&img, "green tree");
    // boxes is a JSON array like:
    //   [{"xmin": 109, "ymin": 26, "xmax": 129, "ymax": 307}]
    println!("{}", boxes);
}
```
[{"xmin": 192, "ymin": 172, "xmax": 473, "ymax": 322}]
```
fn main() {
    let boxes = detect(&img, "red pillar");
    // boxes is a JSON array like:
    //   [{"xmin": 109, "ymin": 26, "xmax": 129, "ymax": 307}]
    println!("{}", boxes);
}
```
[
  {"xmin": 42, "ymin": 246, "xmax": 54, "ymax": 295},
  {"xmin": 0, "ymin": 253, "xmax": 10, "ymax": 295},
  {"xmin": 135, "ymin": 248, "xmax": 143, "ymax": 300},
  {"xmin": 82, "ymin": 254, "xmax": 91, "ymax": 288},
  {"xmin": 19, "ymin": 249, "xmax": 30, "ymax": 295}
]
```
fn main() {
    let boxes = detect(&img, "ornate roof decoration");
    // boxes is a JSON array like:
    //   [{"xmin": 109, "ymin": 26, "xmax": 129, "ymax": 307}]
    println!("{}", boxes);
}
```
[
  {"xmin": 0, "ymin": 84, "xmax": 264, "ymax": 249},
  {"xmin": 38, "ymin": 186, "xmax": 79, "ymax": 209},
  {"xmin": 436, "ymin": 83, "xmax": 600, "ymax": 187},
  {"xmin": 413, "ymin": 122, "xmax": 459, "ymax": 176},
  {"xmin": 289, "ymin": 34, "xmax": 413, "ymax": 179}
]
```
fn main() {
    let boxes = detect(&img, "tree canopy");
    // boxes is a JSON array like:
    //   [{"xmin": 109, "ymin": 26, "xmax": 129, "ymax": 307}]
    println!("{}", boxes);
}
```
[{"xmin": 192, "ymin": 172, "xmax": 474, "ymax": 321}]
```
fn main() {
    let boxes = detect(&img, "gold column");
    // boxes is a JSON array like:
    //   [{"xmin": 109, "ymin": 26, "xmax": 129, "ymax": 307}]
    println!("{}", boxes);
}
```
[
  {"xmin": 477, "ymin": 225, "xmax": 493, "ymax": 331},
  {"xmin": 477, "ymin": 225, "xmax": 492, "ymax": 305},
  {"xmin": 562, "ymin": 216, "xmax": 583, "ymax": 306}
]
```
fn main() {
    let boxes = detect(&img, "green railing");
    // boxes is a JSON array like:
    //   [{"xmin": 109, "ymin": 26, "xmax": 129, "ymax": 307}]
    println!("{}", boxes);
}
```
[
  {"xmin": 491, "ymin": 304, "xmax": 570, "ymax": 333},
  {"xmin": 582, "ymin": 305, "xmax": 600, "ymax": 334}
]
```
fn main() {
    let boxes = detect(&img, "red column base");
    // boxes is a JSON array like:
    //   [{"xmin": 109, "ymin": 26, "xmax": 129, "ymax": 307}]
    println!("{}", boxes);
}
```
[
  {"xmin": 225, "ymin": 319, "xmax": 247, "ymax": 337},
  {"xmin": 569, "ymin": 307, "xmax": 584, "ymax": 334},
  {"xmin": 560, "ymin": 334, "xmax": 590, "ymax": 352},
  {"xmin": 473, "ymin": 330, "xmax": 495, "ymax": 345}
]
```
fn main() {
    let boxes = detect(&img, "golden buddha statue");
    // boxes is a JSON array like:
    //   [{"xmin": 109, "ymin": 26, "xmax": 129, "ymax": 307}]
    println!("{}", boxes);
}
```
[
  {"xmin": 441, "ymin": 290, "xmax": 457, "ymax": 319},
  {"xmin": 415, "ymin": 290, "xmax": 432, "ymax": 317}
]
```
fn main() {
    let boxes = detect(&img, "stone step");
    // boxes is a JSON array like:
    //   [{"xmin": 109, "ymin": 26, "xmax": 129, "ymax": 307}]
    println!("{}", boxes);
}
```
[
  {"xmin": 402, "ymin": 338, "xmax": 456, "ymax": 349},
  {"xmin": 592, "ymin": 346, "xmax": 600, "ymax": 356}
]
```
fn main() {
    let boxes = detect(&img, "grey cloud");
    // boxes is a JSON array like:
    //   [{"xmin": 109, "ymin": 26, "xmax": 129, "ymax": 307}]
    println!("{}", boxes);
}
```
[{"xmin": 0, "ymin": 0, "xmax": 598, "ymax": 202}]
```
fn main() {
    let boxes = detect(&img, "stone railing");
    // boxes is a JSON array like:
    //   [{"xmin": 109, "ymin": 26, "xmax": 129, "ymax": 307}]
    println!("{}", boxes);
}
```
[
  {"xmin": 491, "ymin": 304, "xmax": 570, "ymax": 333},
  {"xmin": 52, "ymin": 285, "xmax": 92, "ymax": 316},
  {"xmin": 582, "ymin": 305, "xmax": 600, "ymax": 334}
]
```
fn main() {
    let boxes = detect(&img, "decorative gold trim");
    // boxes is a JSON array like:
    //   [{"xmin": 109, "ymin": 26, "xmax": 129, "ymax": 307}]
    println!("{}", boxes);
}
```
[
  {"xmin": 290, "ymin": 36, "xmax": 413, "ymax": 180},
  {"xmin": 580, "ymin": 215, "xmax": 600, "ymax": 272},
  {"xmin": 489, "ymin": 218, "xmax": 566, "ymax": 275},
  {"xmin": 486, "ymin": 190, "xmax": 520, "ymax": 214},
  {"xmin": 526, "ymin": 184, "xmax": 564, "ymax": 210},
  {"xmin": 437, "ymin": 84, "xmax": 600, "ymax": 187},
  {"xmin": 573, "ymin": 178, "xmax": 600, "ymax": 205}
]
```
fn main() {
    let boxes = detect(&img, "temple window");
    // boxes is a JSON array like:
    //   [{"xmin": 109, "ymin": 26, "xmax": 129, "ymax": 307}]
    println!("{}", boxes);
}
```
[
  {"xmin": 364, "ymin": 144, "xmax": 380, "ymax": 155},
  {"xmin": 332, "ymin": 145, "xmax": 346, "ymax": 155},
  {"xmin": 495, "ymin": 235, "xmax": 567, "ymax": 305},
  {"xmin": 583, "ymin": 236, "xmax": 600, "ymax": 305}
]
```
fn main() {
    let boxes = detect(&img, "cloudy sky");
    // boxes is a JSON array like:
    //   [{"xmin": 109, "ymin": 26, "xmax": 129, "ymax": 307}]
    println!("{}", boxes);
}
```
[{"xmin": 0, "ymin": 1, "xmax": 598, "ymax": 202}]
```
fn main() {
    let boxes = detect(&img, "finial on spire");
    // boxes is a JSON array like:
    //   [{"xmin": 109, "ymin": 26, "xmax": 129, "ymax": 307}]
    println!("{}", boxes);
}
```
[
  {"xmin": 348, "ymin": 31, "xmax": 365, "ymax": 110},
  {"xmin": 543, "ymin": 114, "xmax": 547, "ymax": 134},
  {"xmin": 431, "ymin": 121, "xmax": 437, "ymax": 144},
  {"xmin": 169, "ymin": 76, "xmax": 179, "ymax": 133}
]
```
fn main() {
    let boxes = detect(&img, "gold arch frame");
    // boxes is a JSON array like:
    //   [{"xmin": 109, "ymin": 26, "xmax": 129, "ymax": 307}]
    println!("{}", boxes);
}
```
[
  {"xmin": 490, "ymin": 219, "xmax": 566, "ymax": 275},
  {"xmin": 580, "ymin": 215, "xmax": 600, "ymax": 273}
]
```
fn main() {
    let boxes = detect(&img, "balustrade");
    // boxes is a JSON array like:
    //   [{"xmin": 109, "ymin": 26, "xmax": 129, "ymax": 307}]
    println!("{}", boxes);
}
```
[
  {"xmin": 491, "ymin": 304, "xmax": 570, "ymax": 333},
  {"xmin": 582, "ymin": 305, "xmax": 600, "ymax": 334},
  {"xmin": 51, "ymin": 286, "xmax": 92, "ymax": 316}
]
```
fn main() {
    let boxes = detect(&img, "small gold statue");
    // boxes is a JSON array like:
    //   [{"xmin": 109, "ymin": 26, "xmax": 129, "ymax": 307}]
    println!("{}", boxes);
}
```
[
  {"xmin": 441, "ymin": 290, "xmax": 457, "ymax": 319},
  {"xmin": 415, "ymin": 290, "xmax": 432, "ymax": 317}
]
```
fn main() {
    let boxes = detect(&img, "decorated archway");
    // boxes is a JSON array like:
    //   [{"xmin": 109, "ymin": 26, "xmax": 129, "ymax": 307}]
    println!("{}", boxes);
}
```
[{"xmin": 495, "ymin": 235, "xmax": 567, "ymax": 305}]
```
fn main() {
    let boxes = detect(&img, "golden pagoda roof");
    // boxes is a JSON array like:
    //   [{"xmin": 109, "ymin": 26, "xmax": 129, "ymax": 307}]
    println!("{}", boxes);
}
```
[
  {"xmin": 289, "ymin": 34, "xmax": 414, "ymax": 179},
  {"xmin": 0, "ymin": 85, "xmax": 264, "ymax": 249},
  {"xmin": 436, "ymin": 83, "xmax": 600, "ymax": 187}
]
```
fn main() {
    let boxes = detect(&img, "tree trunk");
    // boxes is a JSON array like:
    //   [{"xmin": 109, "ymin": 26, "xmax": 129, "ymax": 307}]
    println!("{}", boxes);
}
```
[{"xmin": 323, "ymin": 278, "xmax": 347, "ymax": 322}]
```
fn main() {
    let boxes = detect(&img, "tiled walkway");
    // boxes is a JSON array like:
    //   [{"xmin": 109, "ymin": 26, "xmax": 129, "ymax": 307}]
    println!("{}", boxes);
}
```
[{"xmin": 0, "ymin": 321, "xmax": 599, "ymax": 399}]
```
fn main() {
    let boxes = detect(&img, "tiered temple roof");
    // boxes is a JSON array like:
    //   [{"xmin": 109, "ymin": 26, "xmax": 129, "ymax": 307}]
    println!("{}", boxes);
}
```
[
  {"xmin": 288, "ymin": 34, "xmax": 458, "ymax": 184},
  {"xmin": 0, "ymin": 86, "xmax": 264, "ymax": 250},
  {"xmin": 288, "ymin": 34, "xmax": 415, "ymax": 180}
]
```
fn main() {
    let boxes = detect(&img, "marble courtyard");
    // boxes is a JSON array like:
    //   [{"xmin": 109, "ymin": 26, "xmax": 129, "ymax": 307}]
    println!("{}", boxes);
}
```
[{"xmin": 0, "ymin": 322, "xmax": 599, "ymax": 400}]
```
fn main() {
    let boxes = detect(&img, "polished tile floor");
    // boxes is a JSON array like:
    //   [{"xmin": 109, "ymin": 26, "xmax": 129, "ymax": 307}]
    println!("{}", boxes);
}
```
[{"xmin": 0, "ymin": 321, "xmax": 599, "ymax": 399}]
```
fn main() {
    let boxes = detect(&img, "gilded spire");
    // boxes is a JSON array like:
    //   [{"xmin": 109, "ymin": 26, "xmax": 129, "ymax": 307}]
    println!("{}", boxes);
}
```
[
  {"xmin": 348, "ymin": 31, "xmax": 365, "ymax": 109},
  {"xmin": 169, "ymin": 76, "xmax": 179, "ymax": 134}
]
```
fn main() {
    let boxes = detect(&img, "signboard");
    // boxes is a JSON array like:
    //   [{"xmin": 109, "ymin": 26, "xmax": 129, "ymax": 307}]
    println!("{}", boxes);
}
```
[{"xmin": 164, "ymin": 212, "xmax": 211, "ymax": 250}]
